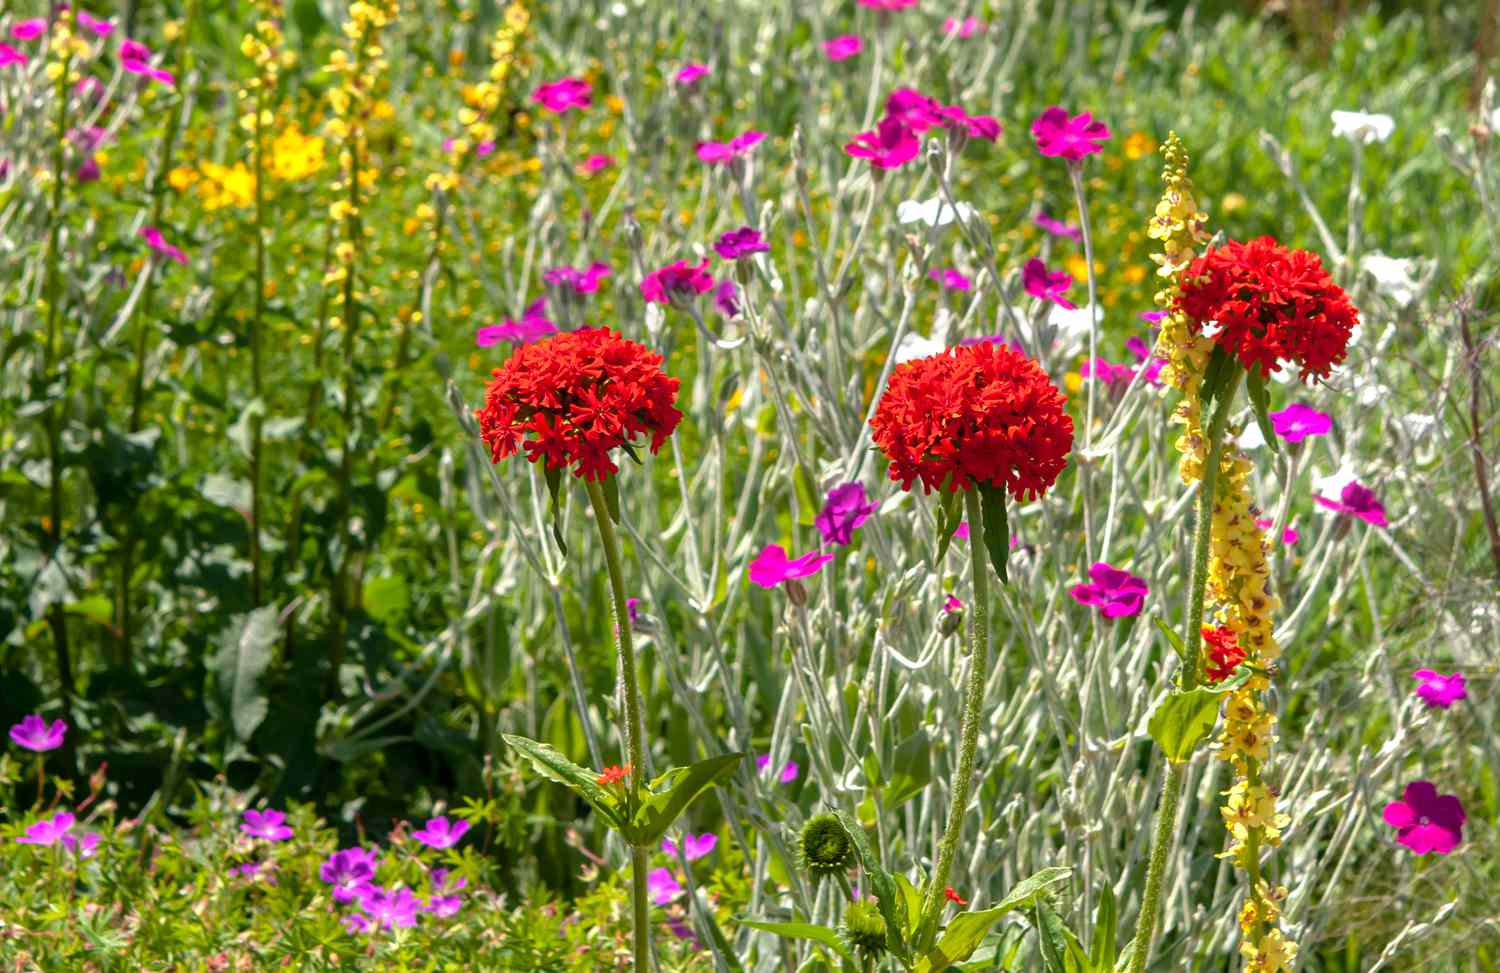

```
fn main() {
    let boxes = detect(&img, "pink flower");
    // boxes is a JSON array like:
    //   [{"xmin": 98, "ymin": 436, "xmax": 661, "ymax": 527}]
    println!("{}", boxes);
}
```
[
  {"xmin": 0, "ymin": 43, "xmax": 26, "ymax": 66},
  {"xmin": 661, "ymin": 832, "xmax": 717, "ymax": 861},
  {"xmin": 1124, "ymin": 336, "xmax": 1166, "ymax": 385},
  {"xmin": 411, "ymin": 816, "xmax": 470, "ymax": 850},
  {"xmin": 942, "ymin": 594, "xmax": 962, "ymax": 612},
  {"xmin": 10, "ymin": 18, "xmax": 45, "ymax": 41},
  {"xmin": 928, "ymin": 268, "xmax": 971, "ymax": 291},
  {"xmin": 756, "ymin": 753, "xmax": 799, "ymax": 783},
  {"xmin": 122, "ymin": 53, "xmax": 175, "ymax": 86},
  {"xmin": 1022, "ymin": 257, "xmax": 1076, "ymax": 309},
  {"xmin": 1253, "ymin": 518, "xmax": 1299, "ymax": 545},
  {"xmin": 1383, "ymin": 781, "xmax": 1465, "ymax": 855},
  {"xmin": 78, "ymin": 11, "xmax": 115, "ymax": 36},
  {"xmin": 885, "ymin": 88, "xmax": 942, "ymax": 131},
  {"xmin": 943, "ymin": 16, "xmax": 984, "ymax": 37},
  {"xmin": 859, "ymin": 0, "xmax": 918, "ymax": 8},
  {"xmin": 748, "ymin": 544, "xmax": 834, "ymax": 588},
  {"xmin": 120, "ymin": 39, "xmax": 150, "ymax": 61},
  {"xmin": 713, "ymin": 279, "xmax": 740, "ymax": 318},
  {"xmin": 641, "ymin": 258, "xmax": 714, "ymax": 305},
  {"xmin": 696, "ymin": 130, "xmax": 765, "ymax": 164},
  {"xmin": 240, "ymin": 808, "xmax": 294, "ymax": 842},
  {"xmin": 844, "ymin": 116, "xmax": 919, "ymax": 169},
  {"xmin": 823, "ymin": 34, "xmax": 862, "ymax": 60},
  {"xmin": 530, "ymin": 77, "xmax": 591, "ymax": 114},
  {"xmin": 1033, "ymin": 210, "xmax": 1082, "ymax": 241},
  {"xmin": 1031, "ymin": 106, "xmax": 1111, "ymax": 160},
  {"xmin": 713, "ymin": 226, "xmax": 769, "ymax": 261},
  {"xmin": 674, "ymin": 63, "xmax": 709, "ymax": 88},
  {"xmin": 952, "ymin": 521, "xmax": 969, "ymax": 539},
  {"xmin": 139, "ymin": 226, "xmax": 187, "ymax": 265},
  {"xmin": 1069, "ymin": 562, "xmax": 1148, "ymax": 618},
  {"xmin": 16, "ymin": 811, "xmax": 75, "ymax": 846},
  {"xmin": 815, "ymin": 483, "xmax": 878, "ymax": 545},
  {"xmin": 931, "ymin": 104, "xmax": 1001, "ymax": 142},
  {"xmin": 1315, "ymin": 480, "xmax": 1388, "ymax": 527},
  {"xmin": 1080, "ymin": 358, "xmax": 1134, "ymax": 385},
  {"xmin": 647, "ymin": 867, "xmax": 682, "ymax": 905},
  {"xmin": 9, "ymin": 714, "xmax": 66, "ymax": 752},
  {"xmin": 476, "ymin": 298, "xmax": 555, "ymax": 347},
  {"xmin": 1411, "ymin": 669, "xmax": 1466, "ymax": 709},
  {"xmin": 543, "ymin": 261, "xmax": 611, "ymax": 295},
  {"xmin": 62, "ymin": 831, "xmax": 101, "ymax": 858},
  {"xmin": 579, "ymin": 153, "xmax": 613, "ymax": 175},
  {"xmin": 1139, "ymin": 309, "xmax": 1167, "ymax": 323},
  {"xmin": 1268, "ymin": 403, "xmax": 1332, "ymax": 443}
]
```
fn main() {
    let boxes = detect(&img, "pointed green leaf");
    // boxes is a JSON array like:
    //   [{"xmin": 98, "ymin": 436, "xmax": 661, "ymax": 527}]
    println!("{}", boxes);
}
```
[
  {"xmin": 1246, "ymin": 371, "xmax": 1280, "ymax": 455},
  {"xmin": 1033, "ymin": 897, "xmax": 1088, "ymax": 973},
  {"xmin": 630, "ymin": 753, "xmax": 744, "ymax": 845},
  {"xmin": 895, "ymin": 873, "xmax": 925, "ymax": 939},
  {"xmin": 1146, "ymin": 687, "xmax": 1222, "ymax": 763},
  {"xmin": 991, "ymin": 867, "xmax": 1074, "ymax": 914},
  {"xmin": 794, "ymin": 463, "xmax": 820, "ymax": 527},
  {"xmin": 1090, "ymin": 885, "xmax": 1116, "ymax": 973},
  {"xmin": 740, "ymin": 920, "xmax": 855, "ymax": 963},
  {"xmin": 699, "ymin": 905, "xmax": 748, "ymax": 973},
  {"xmin": 501, "ymin": 733, "xmax": 624, "ymax": 829},
  {"xmin": 934, "ymin": 483, "xmax": 963, "ymax": 564},
  {"xmin": 1198, "ymin": 346, "xmax": 1234, "ymax": 412},
  {"xmin": 601, "ymin": 474, "xmax": 621, "ymax": 525},
  {"xmin": 543, "ymin": 466, "xmax": 568, "ymax": 555},
  {"xmin": 1151, "ymin": 616, "xmax": 1186, "ymax": 663},
  {"xmin": 209, "ymin": 606, "xmax": 279, "ymax": 743},
  {"xmin": 830, "ymin": 808, "xmax": 909, "ymax": 962},
  {"xmin": 977, "ymin": 483, "xmax": 1010, "ymax": 585},
  {"xmin": 1112, "ymin": 937, "xmax": 1137, "ymax": 973}
]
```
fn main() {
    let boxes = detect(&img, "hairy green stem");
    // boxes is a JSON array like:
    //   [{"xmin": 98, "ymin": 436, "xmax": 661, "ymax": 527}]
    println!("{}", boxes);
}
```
[
  {"xmin": 249, "ymin": 79, "xmax": 268, "ymax": 608},
  {"xmin": 1069, "ymin": 162, "xmax": 1101, "ymax": 563},
  {"xmin": 916, "ymin": 487, "xmax": 991, "ymax": 951},
  {"xmin": 1128, "ymin": 370, "xmax": 1242, "ymax": 973},
  {"xmin": 584, "ymin": 477, "xmax": 650, "ymax": 970}
]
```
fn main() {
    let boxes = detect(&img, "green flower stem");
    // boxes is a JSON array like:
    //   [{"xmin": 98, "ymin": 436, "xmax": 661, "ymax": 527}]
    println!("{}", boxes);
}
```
[
  {"xmin": 583, "ymin": 477, "xmax": 650, "ymax": 971},
  {"xmin": 249, "ymin": 79, "xmax": 268, "ymax": 609},
  {"xmin": 1128, "ymin": 369, "xmax": 1243, "ymax": 973},
  {"xmin": 916, "ymin": 486, "xmax": 991, "ymax": 952}
]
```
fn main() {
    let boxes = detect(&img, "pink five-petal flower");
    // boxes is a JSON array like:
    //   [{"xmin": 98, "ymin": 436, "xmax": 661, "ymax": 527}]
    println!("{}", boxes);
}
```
[
  {"xmin": 543, "ymin": 261, "xmax": 611, "ymax": 295},
  {"xmin": 1268, "ymin": 403, "xmax": 1332, "ymax": 443},
  {"xmin": 713, "ymin": 279, "xmax": 740, "ymax": 317},
  {"xmin": 411, "ymin": 816, "xmax": 470, "ymax": 850},
  {"xmin": 11, "ymin": 19, "xmax": 46, "ymax": 41},
  {"xmin": 885, "ymin": 88, "xmax": 942, "ymax": 131},
  {"xmin": 1253, "ymin": 518, "xmax": 1299, "ymax": 545},
  {"xmin": 661, "ymin": 832, "xmax": 718, "ymax": 861},
  {"xmin": 0, "ymin": 42, "xmax": 28, "ymax": 66},
  {"xmin": 696, "ymin": 130, "xmax": 765, "ymax": 164},
  {"xmin": 77, "ymin": 11, "xmax": 115, "ymax": 36},
  {"xmin": 844, "ymin": 116, "xmax": 919, "ymax": 169},
  {"xmin": 943, "ymin": 17, "xmax": 984, "ymax": 37},
  {"xmin": 1033, "ymin": 210, "xmax": 1082, "ymax": 241},
  {"xmin": 1031, "ymin": 106, "xmax": 1112, "ymax": 160},
  {"xmin": 1124, "ymin": 336, "xmax": 1166, "ymax": 385},
  {"xmin": 748, "ymin": 544, "xmax": 834, "ymax": 588},
  {"xmin": 1383, "ymin": 781, "xmax": 1465, "ymax": 855},
  {"xmin": 953, "ymin": 521, "xmax": 969, "ymax": 539},
  {"xmin": 646, "ymin": 867, "xmax": 682, "ymax": 905},
  {"xmin": 16, "ymin": 811, "xmax": 75, "ymax": 846},
  {"xmin": 579, "ymin": 153, "xmax": 613, "ymax": 175},
  {"xmin": 928, "ymin": 268, "xmax": 972, "ymax": 291},
  {"xmin": 942, "ymin": 594, "xmax": 962, "ymax": 613},
  {"xmin": 530, "ymin": 76, "xmax": 591, "ymax": 114},
  {"xmin": 674, "ymin": 62, "xmax": 709, "ymax": 88},
  {"xmin": 1315, "ymin": 480, "xmax": 1388, "ymax": 527},
  {"xmin": 1411, "ymin": 669, "xmax": 1466, "ymax": 709},
  {"xmin": 1080, "ymin": 358, "xmax": 1135, "ymax": 385},
  {"xmin": 713, "ymin": 226, "xmax": 770, "ymax": 261},
  {"xmin": 120, "ymin": 38, "xmax": 150, "ymax": 60},
  {"xmin": 140, "ymin": 226, "xmax": 187, "ymax": 265},
  {"xmin": 756, "ymin": 753, "xmax": 799, "ymax": 783},
  {"xmin": 9, "ymin": 714, "xmax": 66, "ymax": 752},
  {"xmin": 815, "ymin": 482, "xmax": 879, "ymax": 545},
  {"xmin": 476, "ymin": 297, "xmax": 554, "ymax": 347},
  {"xmin": 1022, "ymin": 257, "xmax": 1077, "ymax": 309},
  {"xmin": 240, "ymin": 808, "xmax": 294, "ymax": 842},
  {"xmin": 62, "ymin": 831, "xmax": 101, "ymax": 858},
  {"xmin": 859, "ymin": 0, "xmax": 918, "ymax": 8},
  {"xmin": 1068, "ymin": 562, "xmax": 1148, "ymax": 618},
  {"xmin": 641, "ymin": 258, "xmax": 714, "ymax": 305},
  {"xmin": 823, "ymin": 34, "xmax": 862, "ymax": 60}
]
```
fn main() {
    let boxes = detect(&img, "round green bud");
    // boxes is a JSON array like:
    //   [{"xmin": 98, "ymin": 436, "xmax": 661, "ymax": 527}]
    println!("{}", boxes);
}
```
[
  {"xmin": 798, "ymin": 814, "xmax": 855, "ymax": 880},
  {"xmin": 842, "ymin": 900, "xmax": 888, "ymax": 957}
]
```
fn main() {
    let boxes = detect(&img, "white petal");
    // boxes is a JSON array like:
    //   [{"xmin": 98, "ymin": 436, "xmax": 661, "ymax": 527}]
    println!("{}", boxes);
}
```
[
  {"xmin": 1360, "ymin": 252, "xmax": 1420, "ymax": 306},
  {"xmin": 1311, "ymin": 465, "xmax": 1359, "ymax": 503},
  {"xmin": 893, "ymin": 331, "xmax": 945, "ymax": 363},
  {"xmin": 1330, "ymin": 110, "xmax": 1395, "ymax": 144},
  {"xmin": 1238, "ymin": 421, "xmax": 1266, "ymax": 450}
]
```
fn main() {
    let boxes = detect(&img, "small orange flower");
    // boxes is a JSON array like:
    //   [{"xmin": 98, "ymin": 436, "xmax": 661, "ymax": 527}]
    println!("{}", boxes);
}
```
[
  {"xmin": 944, "ymin": 886, "xmax": 968, "ymax": 906},
  {"xmin": 596, "ymin": 764, "xmax": 632, "ymax": 786}
]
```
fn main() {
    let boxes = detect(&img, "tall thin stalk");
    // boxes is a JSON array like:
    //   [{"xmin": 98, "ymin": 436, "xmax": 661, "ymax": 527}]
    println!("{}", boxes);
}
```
[{"xmin": 248, "ymin": 78, "xmax": 268, "ymax": 608}]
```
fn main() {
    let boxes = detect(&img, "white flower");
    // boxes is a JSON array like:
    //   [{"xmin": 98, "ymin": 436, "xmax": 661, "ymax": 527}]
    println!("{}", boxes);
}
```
[
  {"xmin": 1360, "ymin": 253, "xmax": 1421, "ymax": 307},
  {"xmin": 1397, "ymin": 412, "xmax": 1436, "ymax": 438},
  {"xmin": 1330, "ymin": 110, "xmax": 1394, "ymax": 144},
  {"xmin": 1238, "ymin": 420, "xmax": 1266, "ymax": 451},
  {"xmin": 896, "ymin": 197, "xmax": 975, "ymax": 228},
  {"xmin": 893, "ymin": 331, "xmax": 945, "ymax": 364},
  {"xmin": 1311, "ymin": 465, "xmax": 1359, "ymax": 504},
  {"xmin": 1047, "ymin": 303, "xmax": 1097, "ymax": 348}
]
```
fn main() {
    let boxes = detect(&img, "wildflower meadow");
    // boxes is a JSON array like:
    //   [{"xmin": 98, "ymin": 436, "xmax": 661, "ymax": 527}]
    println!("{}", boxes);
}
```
[{"xmin": 3, "ymin": 1, "xmax": 1499, "ymax": 970}]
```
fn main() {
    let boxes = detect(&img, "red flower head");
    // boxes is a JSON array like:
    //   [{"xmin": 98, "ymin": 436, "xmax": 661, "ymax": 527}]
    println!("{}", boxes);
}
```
[
  {"xmin": 596, "ymin": 764, "xmax": 632, "ymax": 786},
  {"xmin": 475, "ymin": 328, "xmax": 683, "ymax": 482},
  {"xmin": 1175, "ymin": 236, "xmax": 1358, "ymax": 381},
  {"xmin": 1202, "ymin": 625, "xmax": 1247, "ymax": 683},
  {"xmin": 944, "ymin": 886, "xmax": 969, "ymax": 906},
  {"xmin": 870, "ymin": 343, "xmax": 1073, "ymax": 500}
]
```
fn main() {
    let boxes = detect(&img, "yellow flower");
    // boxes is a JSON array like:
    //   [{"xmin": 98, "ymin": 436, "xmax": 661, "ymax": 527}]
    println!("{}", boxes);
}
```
[
  {"xmin": 1239, "ymin": 929, "xmax": 1297, "ymax": 973},
  {"xmin": 1123, "ymin": 131, "xmax": 1157, "ymax": 160},
  {"xmin": 197, "ymin": 161, "xmax": 256, "ymax": 210},
  {"xmin": 269, "ymin": 126, "xmax": 325, "ymax": 181}
]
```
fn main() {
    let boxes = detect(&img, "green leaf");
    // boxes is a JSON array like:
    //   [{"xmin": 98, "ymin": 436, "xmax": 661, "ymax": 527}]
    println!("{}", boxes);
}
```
[
  {"xmin": 201, "ymin": 473, "xmax": 252, "ymax": 512},
  {"xmin": 884, "ymin": 729, "xmax": 934, "ymax": 808},
  {"xmin": 1246, "ymin": 371, "xmax": 1280, "ymax": 454},
  {"xmin": 934, "ymin": 486, "xmax": 963, "ymax": 564},
  {"xmin": 543, "ymin": 466, "xmax": 568, "ymax": 555},
  {"xmin": 362, "ymin": 575, "xmax": 409, "ymax": 627},
  {"xmin": 601, "ymin": 474, "xmax": 621, "ymax": 524},
  {"xmin": 1033, "ymin": 897, "xmax": 1088, "ymax": 973},
  {"xmin": 991, "ymin": 867, "xmax": 1074, "ymax": 914},
  {"xmin": 1112, "ymin": 937, "xmax": 1137, "ymax": 973},
  {"xmin": 793, "ymin": 463, "xmax": 820, "ymax": 527},
  {"xmin": 977, "ymin": 483, "xmax": 1010, "ymax": 585},
  {"xmin": 209, "ymin": 606, "xmax": 279, "ymax": 743},
  {"xmin": 1151, "ymin": 616, "xmax": 1186, "ymax": 663},
  {"xmin": 290, "ymin": 0, "xmax": 326, "ymax": 42},
  {"xmin": 1146, "ymin": 687, "xmax": 1223, "ymax": 762},
  {"xmin": 916, "ymin": 863, "xmax": 1074, "ymax": 969},
  {"xmin": 1089, "ymin": 884, "xmax": 1116, "ymax": 973},
  {"xmin": 501, "ymin": 733, "xmax": 624, "ymax": 830},
  {"xmin": 630, "ymin": 753, "xmax": 744, "ymax": 845},
  {"xmin": 1198, "ymin": 346, "xmax": 1235, "ymax": 411},
  {"xmin": 895, "ymin": 873, "xmax": 925, "ymax": 939},
  {"xmin": 740, "ymin": 920, "xmax": 855, "ymax": 964},
  {"xmin": 830, "ymin": 808, "xmax": 908, "ymax": 962}
]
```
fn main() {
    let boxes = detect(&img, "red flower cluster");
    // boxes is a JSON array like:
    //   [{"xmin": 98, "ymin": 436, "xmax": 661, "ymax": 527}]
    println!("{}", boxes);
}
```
[
  {"xmin": 596, "ymin": 763, "xmax": 632, "ymax": 786},
  {"xmin": 476, "ymin": 328, "xmax": 683, "ymax": 482},
  {"xmin": 1176, "ymin": 236, "xmax": 1358, "ymax": 381},
  {"xmin": 1202, "ymin": 625, "xmax": 1247, "ymax": 683},
  {"xmin": 870, "ymin": 343, "xmax": 1073, "ymax": 500}
]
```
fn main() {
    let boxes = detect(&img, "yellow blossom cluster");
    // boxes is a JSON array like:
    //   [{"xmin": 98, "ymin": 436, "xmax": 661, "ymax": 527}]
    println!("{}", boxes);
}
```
[
  {"xmin": 427, "ymin": 2, "xmax": 531, "ymax": 195},
  {"xmin": 269, "ymin": 126, "xmax": 326, "ymax": 181}
]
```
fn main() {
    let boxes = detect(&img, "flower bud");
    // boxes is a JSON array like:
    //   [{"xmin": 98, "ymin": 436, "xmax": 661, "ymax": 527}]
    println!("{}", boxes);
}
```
[
  {"xmin": 784, "ymin": 578, "xmax": 808, "ymax": 607},
  {"xmin": 841, "ymin": 900, "xmax": 888, "ymax": 957},
  {"xmin": 798, "ymin": 814, "xmax": 854, "ymax": 880}
]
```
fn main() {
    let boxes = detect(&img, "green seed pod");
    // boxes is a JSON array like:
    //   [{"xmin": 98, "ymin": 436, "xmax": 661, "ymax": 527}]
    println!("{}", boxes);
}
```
[
  {"xmin": 841, "ymin": 900, "xmax": 888, "ymax": 957},
  {"xmin": 798, "ymin": 814, "xmax": 855, "ymax": 880}
]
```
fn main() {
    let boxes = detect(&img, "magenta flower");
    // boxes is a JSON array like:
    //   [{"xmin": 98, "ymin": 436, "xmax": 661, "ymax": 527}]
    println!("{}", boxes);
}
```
[
  {"xmin": 647, "ymin": 867, "xmax": 682, "ymax": 905},
  {"xmin": 713, "ymin": 226, "xmax": 769, "ymax": 261},
  {"xmin": 579, "ymin": 153, "xmax": 613, "ymax": 175},
  {"xmin": 121, "ymin": 44, "xmax": 174, "ymax": 87},
  {"xmin": 1033, "ymin": 210, "xmax": 1082, "ymax": 241},
  {"xmin": 929, "ymin": 268, "xmax": 972, "ymax": 291},
  {"xmin": 1315, "ymin": 481, "xmax": 1388, "ymax": 527},
  {"xmin": 1081, "ymin": 358, "xmax": 1135, "ymax": 385},
  {"xmin": 626, "ymin": 597, "xmax": 641, "ymax": 623},
  {"xmin": 757, "ymin": 753, "xmax": 799, "ymax": 783},
  {"xmin": 0, "ymin": 43, "xmax": 26, "ymax": 66},
  {"xmin": 1411, "ymin": 669, "xmax": 1466, "ymax": 709},
  {"xmin": 1069, "ymin": 562, "xmax": 1148, "ymax": 618},
  {"xmin": 674, "ymin": 63, "xmax": 709, "ymax": 88},
  {"xmin": 321, "ymin": 848, "xmax": 378, "ymax": 903},
  {"xmin": 823, "ymin": 34, "xmax": 862, "ymax": 60},
  {"xmin": 942, "ymin": 594, "xmax": 962, "ymax": 613},
  {"xmin": 1383, "ymin": 781, "xmax": 1465, "ymax": 855},
  {"xmin": 662, "ymin": 832, "xmax": 718, "ymax": 861},
  {"xmin": 1254, "ymin": 518, "xmax": 1299, "ymax": 545},
  {"xmin": 713, "ymin": 279, "xmax": 740, "ymax": 318},
  {"xmin": 357, "ymin": 886, "xmax": 422, "ymax": 930},
  {"xmin": 531, "ymin": 77, "xmax": 591, "ymax": 114},
  {"xmin": 1124, "ymin": 336, "xmax": 1166, "ymax": 385},
  {"xmin": 953, "ymin": 521, "xmax": 970, "ymax": 539},
  {"xmin": 16, "ymin": 811, "xmax": 74, "ymax": 846},
  {"xmin": 697, "ymin": 130, "xmax": 765, "ymax": 164},
  {"xmin": 476, "ymin": 297, "xmax": 555, "ymax": 347},
  {"xmin": 77, "ymin": 11, "xmax": 115, "ymax": 36},
  {"xmin": 932, "ymin": 104, "xmax": 1002, "ymax": 142},
  {"xmin": 1268, "ymin": 403, "xmax": 1332, "ymax": 443},
  {"xmin": 120, "ymin": 39, "xmax": 150, "ymax": 60},
  {"xmin": 641, "ymin": 258, "xmax": 714, "ymax": 306},
  {"xmin": 140, "ymin": 226, "xmax": 187, "ymax": 265},
  {"xmin": 1031, "ymin": 106, "xmax": 1112, "ymax": 160},
  {"xmin": 426, "ymin": 893, "xmax": 463, "ymax": 918},
  {"xmin": 342, "ymin": 913, "xmax": 370, "ymax": 935},
  {"xmin": 1022, "ymin": 257, "xmax": 1076, "ymax": 309},
  {"xmin": 240, "ymin": 808, "xmax": 294, "ymax": 842},
  {"xmin": 815, "ymin": 483, "xmax": 879, "ymax": 546},
  {"xmin": 543, "ymin": 261, "xmax": 611, "ymax": 295},
  {"xmin": 749, "ymin": 544, "xmax": 834, "ymax": 589},
  {"xmin": 10, "ymin": 714, "xmax": 66, "ymax": 752},
  {"xmin": 884, "ymin": 88, "xmax": 942, "ymax": 131},
  {"xmin": 10, "ymin": 18, "xmax": 45, "ymax": 41},
  {"xmin": 844, "ymin": 116, "xmax": 919, "ymax": 169},
  {"xmin": 859, "ymin": 0, "xmax": 918, "ymax": 8},
  {"xmin": 943, "ymin": 16, "xmax": 984, "ymax": 37},
  {"xmin": 1139, "ymin": 309, "xmax": 1167, "ymax": 323},
  {"xmin": 62, "ymin": 831, "xmax": 101, "ymax": 858},
  {"xmin": 411, "ymin": 815, "xmax": 470, "ymax": 850}
]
